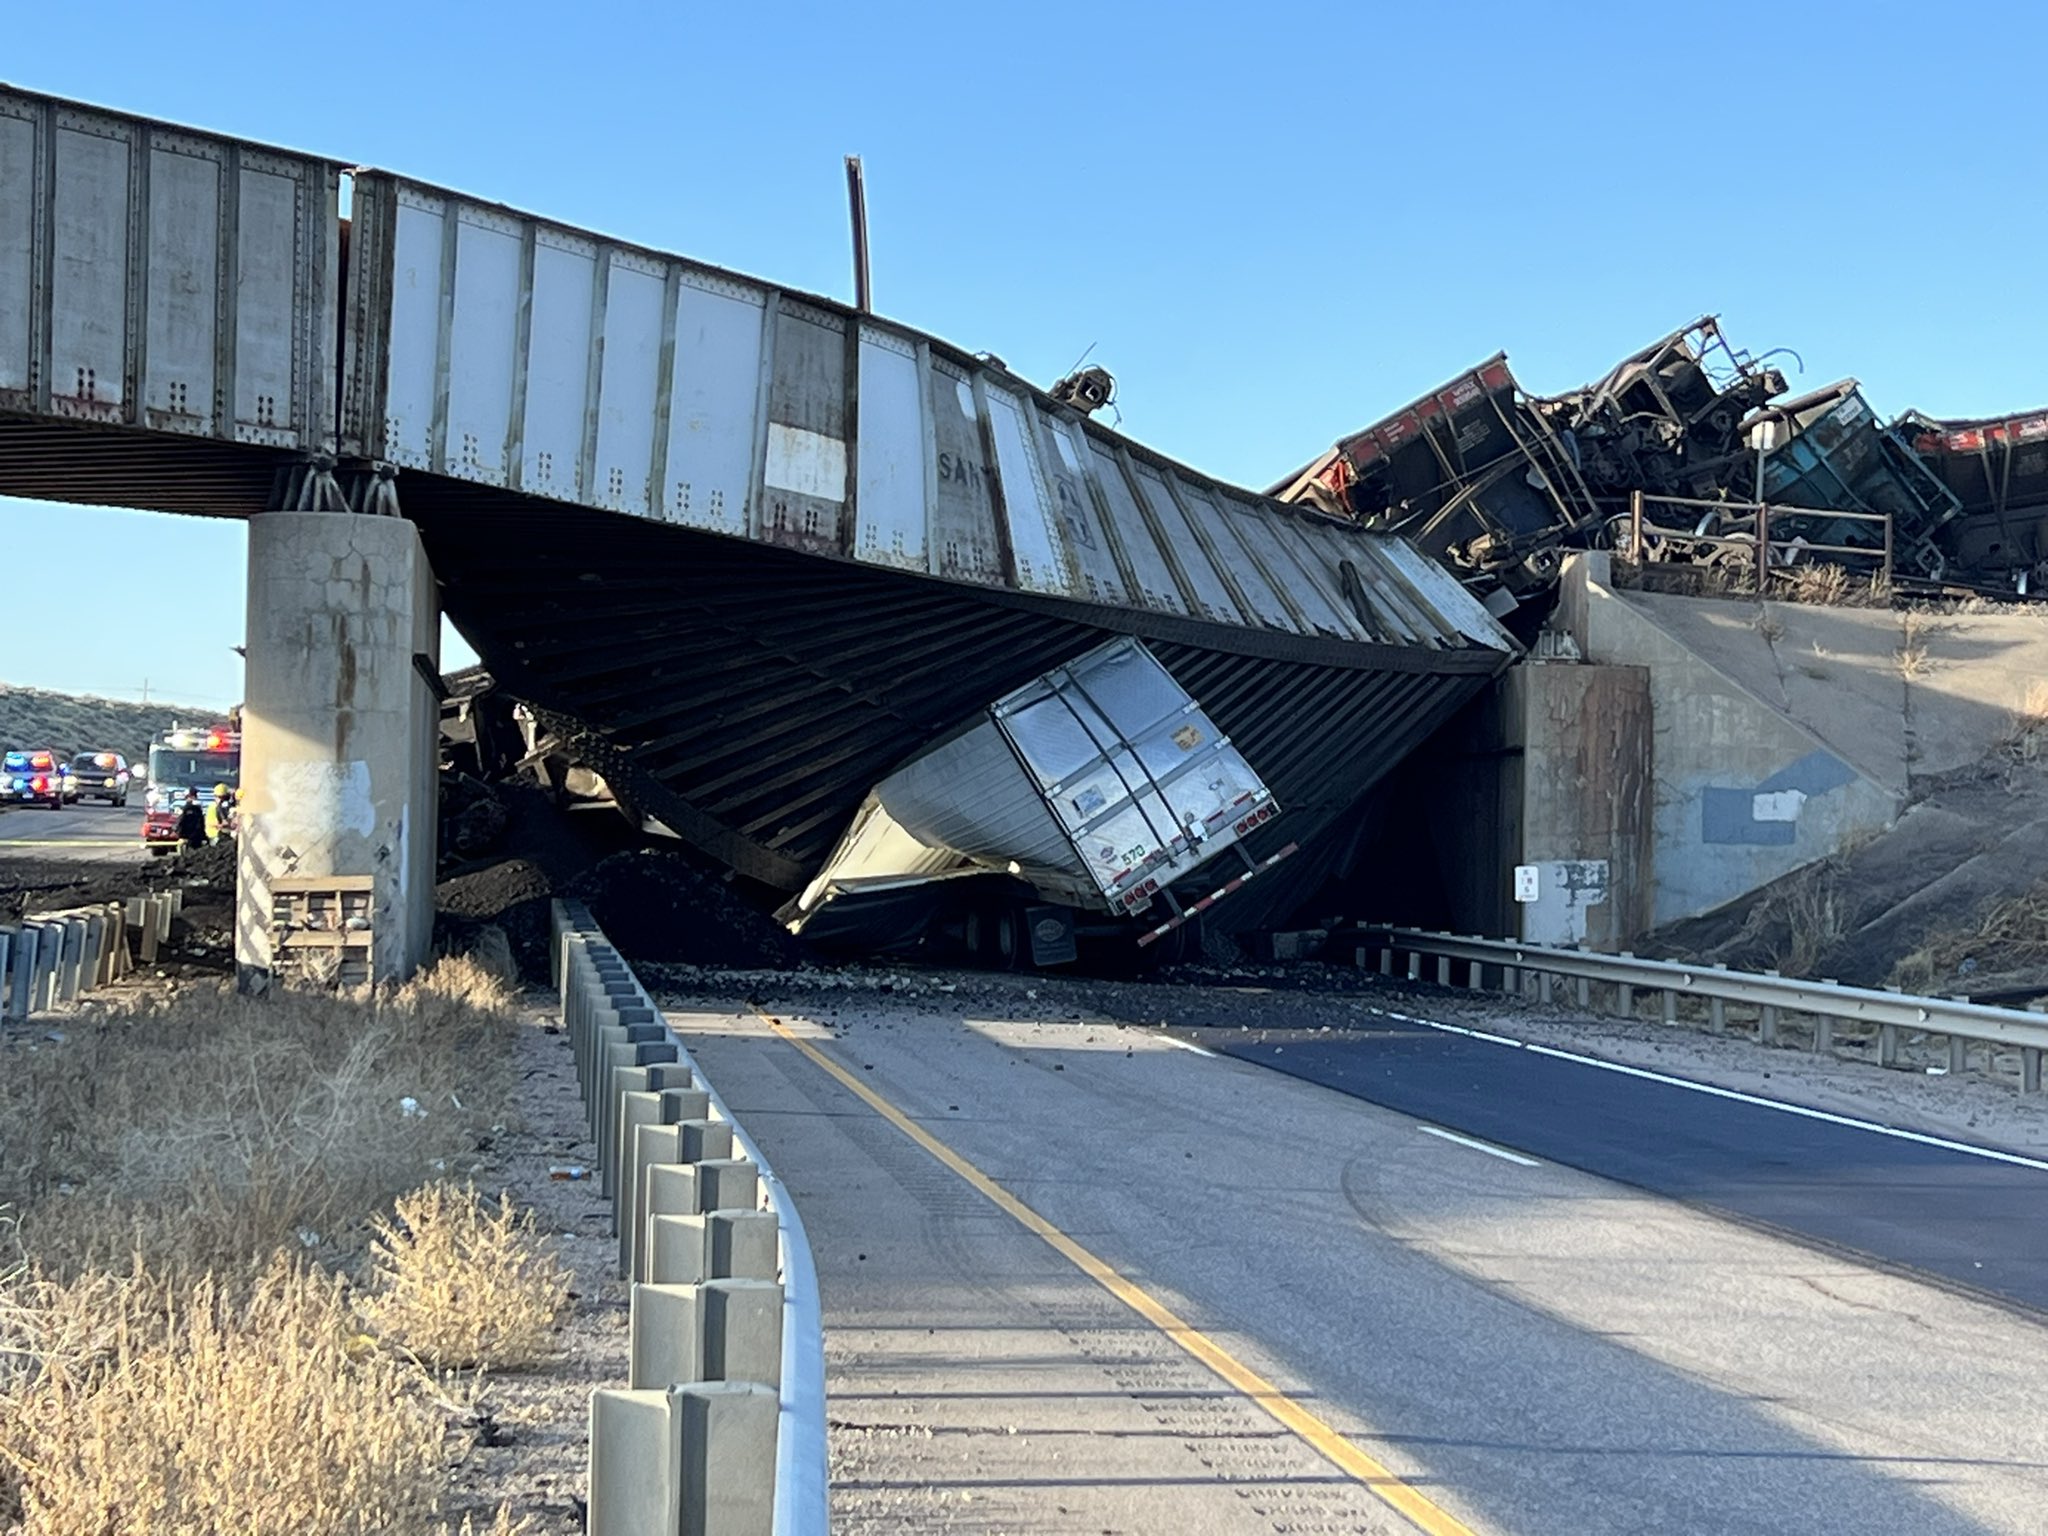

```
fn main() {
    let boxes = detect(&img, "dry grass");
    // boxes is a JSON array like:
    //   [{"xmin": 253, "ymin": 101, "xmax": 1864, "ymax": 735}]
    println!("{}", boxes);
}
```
[
  {"xmin": 1727, "ymin": 859, "xmax": 1850, "ymax": 977},
  {"xmin": 0, "ymin": 1257, "xmax": 447, "ymax": 1534},
  {"xmin": 0, "ymin": 957, "xmax": 524, "ymax": 1281},
  {"xmin": 362, "ymin": 1184, "xmax": 570, "ymax": 1371},
  {"xmin": 1895, "ymin": 612, "xmax": 1932, "ymax": 680},
  {"xmin": 1998, "ymin": 678, "xmax": 2048, "ymax": 765},
  {"xmin": 0, "ymin": 956, "xmax": 553, "ymax": 1536},
  {"xmin": 1782, "ymin": 562, "xmax": 1851, "ymax": 606},
  {"xmin": 1892, "ymin": 881, "xmax": 2048, "ymax": 994}
]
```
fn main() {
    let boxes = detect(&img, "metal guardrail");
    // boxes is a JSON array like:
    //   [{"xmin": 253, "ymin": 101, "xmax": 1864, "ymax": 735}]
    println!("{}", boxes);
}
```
[
  {"xmin": 2, "ymin": 891, "xmax": 181, "ymax": 1021},
  {"xmin": 1357, "ymin": 928, "xmax": 2047, "ymax": 1093},
  {"xmin": 549, "ymin": 900, "xmax": 828, "ymax": 1536}
]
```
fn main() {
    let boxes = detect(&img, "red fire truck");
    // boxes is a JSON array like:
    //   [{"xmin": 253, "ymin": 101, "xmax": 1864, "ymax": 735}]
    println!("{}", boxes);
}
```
[{"xmin": 140, "ymin": 722, "xmax": 241, "ymax": 854}]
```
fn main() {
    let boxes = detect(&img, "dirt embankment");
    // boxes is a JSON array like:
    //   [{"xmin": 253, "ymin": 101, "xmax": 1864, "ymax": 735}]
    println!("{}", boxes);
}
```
[{"xmin": 1651, "ymin": 731, "xmax": 2048, "ymax": 1002}]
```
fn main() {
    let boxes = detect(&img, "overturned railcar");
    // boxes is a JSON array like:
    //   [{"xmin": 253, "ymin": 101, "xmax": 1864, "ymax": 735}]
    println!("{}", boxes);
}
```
[
  {"xmin": 1900, "ymin": 408, "xmax": 2048, "ymax": 588},
  {"xmin": 333, "ymin": 172, "xmax": 1519, "ymax": 959}
]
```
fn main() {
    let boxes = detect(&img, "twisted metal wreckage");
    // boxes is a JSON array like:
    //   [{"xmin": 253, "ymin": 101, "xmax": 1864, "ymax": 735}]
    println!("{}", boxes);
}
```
[{"xmin": 1268, "ymin": 317, "xmax": 2048, "ymax": 604}]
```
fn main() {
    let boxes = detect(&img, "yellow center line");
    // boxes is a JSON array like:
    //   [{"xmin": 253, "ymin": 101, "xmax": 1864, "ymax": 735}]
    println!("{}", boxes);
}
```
[{"xmin": 756, "ymin": 1007, "xmax": 1479, "ymax": 1536}]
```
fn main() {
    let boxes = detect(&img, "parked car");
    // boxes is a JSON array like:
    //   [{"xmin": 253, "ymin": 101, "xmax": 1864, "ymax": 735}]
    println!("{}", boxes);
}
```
[
  {"xmin": 65, "ymin": 751, "xmax": 131, "ymax": 805},
  {"xmin": 0, "ymin": 749, "xmax": 66, "ymax": 809}
]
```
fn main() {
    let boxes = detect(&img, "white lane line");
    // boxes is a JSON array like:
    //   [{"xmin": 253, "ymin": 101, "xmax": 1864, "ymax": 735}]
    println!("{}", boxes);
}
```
[
  {"xmin": 1163, "ymin": 1034, "xmax": 1220, "ymax": 1059},
  {"xmin": 1419, "ymin": 1124, "xmax": 1540, "ymax": 1166},
  {"xmin": 1369, "ymin": 1006, "xmax": 2048, "ymax": 1175}
]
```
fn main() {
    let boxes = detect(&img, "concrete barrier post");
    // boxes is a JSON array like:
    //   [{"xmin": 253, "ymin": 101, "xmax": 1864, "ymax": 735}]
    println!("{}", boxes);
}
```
[
  {"xmin": 626, "ymin": 1121, "xmax": 737, "ymax": 1280},
  {"xmin": 629, "ymin": 1281, "xmax": 704, "ymax": 1390},
  {"xmin": 106, "ymin": 902, "xmax": 129, "ymax": 979},
  {"xmin": 708, "ymin": 1210, "xmax": 780, "ymax": 1282},
  {"xmin": 56, "ymin": 918, "xmax": 87, "ymax": 1001},
  {"xmin": 647, "ymin": 1214, "xmax": 713, "ymax": 1286},
  {"xmin": 32, "ymin": 923, "xmax": 63, "ymax": 1011},
  {"xmin": 597, "ymin": 1037, "xmax": 681, "ymax": 1194},
  {"xmin": 80, "ymin": 912, "xmax": 105, "ymax": 991},
  {"xmin": 678, "ymin": 1381, "xmax": 779, "ymax": 1536},
  {"xmin": 588, "ymin": 1388, "xmax": 682, "ymax": 1536},
  {"xmin": 612, "ymin": 1084, "xmax": 710, "ymax": 1213},
  {"xmin": 704, "ymin": 1278, "xmax": 784, "ymax": 1387}
]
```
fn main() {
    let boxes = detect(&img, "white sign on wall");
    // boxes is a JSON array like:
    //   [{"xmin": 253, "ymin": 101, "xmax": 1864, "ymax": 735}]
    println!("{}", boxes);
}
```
[{"xmin": 1513, "ymin": 864, "xmax": 1540, "ymax": 903}]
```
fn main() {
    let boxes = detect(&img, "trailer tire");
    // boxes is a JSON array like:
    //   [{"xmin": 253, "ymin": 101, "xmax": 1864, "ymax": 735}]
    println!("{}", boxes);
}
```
[{"xmin": 965, "ymin": 901, "xmax": 1023, "ymax": 971}]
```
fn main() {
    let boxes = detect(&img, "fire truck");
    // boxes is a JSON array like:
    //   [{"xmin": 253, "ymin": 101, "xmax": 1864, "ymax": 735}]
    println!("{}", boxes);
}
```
[{"xmin": 140, "ymin": 722, "xmax": 241, "ymax": 855}]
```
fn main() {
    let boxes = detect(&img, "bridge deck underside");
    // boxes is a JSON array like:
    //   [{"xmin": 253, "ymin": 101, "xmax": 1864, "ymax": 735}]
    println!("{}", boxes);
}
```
[
  {"xmin": 0, "ymin": 416, "xmax": 287, "ymax": 517},
  {"xmin": 405, "ymin": 479, "xmax": 1496, "ymax": 904},
  {"xmin": 0, "ymin": 416, "xmax": 1499, "ymax": 912}
]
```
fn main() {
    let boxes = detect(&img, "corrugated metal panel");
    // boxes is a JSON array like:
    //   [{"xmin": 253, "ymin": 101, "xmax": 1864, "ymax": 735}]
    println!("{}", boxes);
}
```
[
  {"xmin": 341, "ymin": 170, "xmax": 1515, "ymax": 661},
  {"xmin": 0, "ymin": 85, "xmax": 338, "ymax": 453},
  {"xmin": 407, "ymin": 484, "xmax": 1505, "ymax": 901}
]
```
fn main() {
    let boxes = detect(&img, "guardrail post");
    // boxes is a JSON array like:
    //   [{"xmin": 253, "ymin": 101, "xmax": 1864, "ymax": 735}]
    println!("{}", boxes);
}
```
[
  {"xmin": 1661, "ymin": 989, "xmax": 1678, "ymax": 1025},
  {"xmin": 597, "ymin": 1037, "xmax": 681, "ymax": 1199},
  {"xmin": 56, "ymin": 918, "xmax": 86, "ymax": 1001},
  {"xmin": 629, "ymin": 1281, "xmax": 705, "ymax": 1390},
  {"xmin": 2024, "ymin": 1047, "xmax": 2043, "ymax": 1095},
  {"xmin": 678, "ymin": 1381, "xmax": 779, "ymax": 1536},
  {"xmin": 1878, "ymin": 1021, "xmax": 1899, "ymax": 1067},
  {"xmin": 81, "ymin": 912, "xmax": 106, "ymax": 992},
  {"xmin": 1503, "ymin": 962, "xmax": 1519, "ymax": 995},
  {"xmin": 1379, "ymin": 947, "xmax": 1393, "ymax": 976},
  {"xmin": 704, "ymin": 1278, "xmax": 784, "ymax": 1388},
  {"xmin": 1946, "ymin": 1002, "xmax": 1969, "ymax": 1075},
  {"xmin": 1466, "ymin": 959, "xmax": 1487, "ymax": 991},
  {"xmin": 34, "ymin": 922, "xmax": 63, "ymax": 1012},
  {"xmin": 1538, "ymin": 972, "xmax": 1554, "ymax": 1005},
  {"xmin": 588, "ymin": 1388, "xmax": 682, "ymax": 1536},
  {"xmin": 1574, "ymin": 975, "xmax": 1591, "ymax": 1009},
  {"xmin": 1759, "ymin": 971, "xmax": 1780, "ymax": 1043},
  {"xmin": 1405, "ymin": 952, "xmax": 1421, "ymax": 983},
  {"xmin": 0, "ymin": 927, "xmax": 12, "ymax": 1020},
  {"xmin": 708, "ymin": 1209, "xmax": 780, "ymax": 1282},
  {"xmin": 626, "ymin": 1121, "xmax": 738, "ymax": 1281},
  {"xmin": 612, "ymin": 1081, "xmax": 709, "ymax": 1214}
]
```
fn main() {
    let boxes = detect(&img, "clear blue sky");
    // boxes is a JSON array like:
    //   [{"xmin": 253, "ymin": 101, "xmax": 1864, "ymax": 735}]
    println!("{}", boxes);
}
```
[{"xmin": 5, "ymin": 1, "xmax": 2044, "ymax": 709}]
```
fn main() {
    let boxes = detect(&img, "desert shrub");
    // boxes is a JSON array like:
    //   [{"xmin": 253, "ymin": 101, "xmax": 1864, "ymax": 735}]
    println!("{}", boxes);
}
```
[
  {"xmin": 361, "ymin": 1184, "xmax": 568, "ymax": 1371},
  {"xmin": 0, "ymin": 1257, "xmax": 447, "ymax": 1535},
  {"xmin": 0, "ymin": 960, "xmax": 524, "ymax": 1281}
]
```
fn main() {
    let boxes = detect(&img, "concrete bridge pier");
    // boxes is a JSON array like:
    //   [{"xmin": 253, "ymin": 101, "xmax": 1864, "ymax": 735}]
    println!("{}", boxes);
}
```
[{"xmin": 235, "ymin": 510, "xmax": 440, "ymax": 990}]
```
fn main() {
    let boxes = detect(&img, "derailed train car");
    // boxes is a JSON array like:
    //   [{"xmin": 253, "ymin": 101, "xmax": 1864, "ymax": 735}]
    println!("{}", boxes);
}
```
[{"xmin": 1271, "ymin": 316, "xmax": 2026, "ymax": 602}]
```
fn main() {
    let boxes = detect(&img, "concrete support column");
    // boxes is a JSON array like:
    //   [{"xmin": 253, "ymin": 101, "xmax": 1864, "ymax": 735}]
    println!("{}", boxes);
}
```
[{"xmin": 236, "ymin": 512, "xmax": 440, "ymax": 987}]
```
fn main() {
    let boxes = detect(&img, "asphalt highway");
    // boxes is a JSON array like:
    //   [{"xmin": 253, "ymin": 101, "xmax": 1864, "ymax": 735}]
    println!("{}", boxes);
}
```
[
  {"xmin": 1197, "ymin": 1001, "xmax": 2048, "ymax": 1314},
  {"xmin": 0, "ymin": 799, "xmax": 146, "ymax": 865},
  {"xmin": 674, "ymin": 990, "xmax": 2048, "ymax": 1535}
]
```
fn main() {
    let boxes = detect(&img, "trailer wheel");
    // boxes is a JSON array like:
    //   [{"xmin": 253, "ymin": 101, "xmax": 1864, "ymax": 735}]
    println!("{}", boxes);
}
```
[{"xmin": 965, "ymin": 901, "xmax": 1023, "ymax": 970}]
